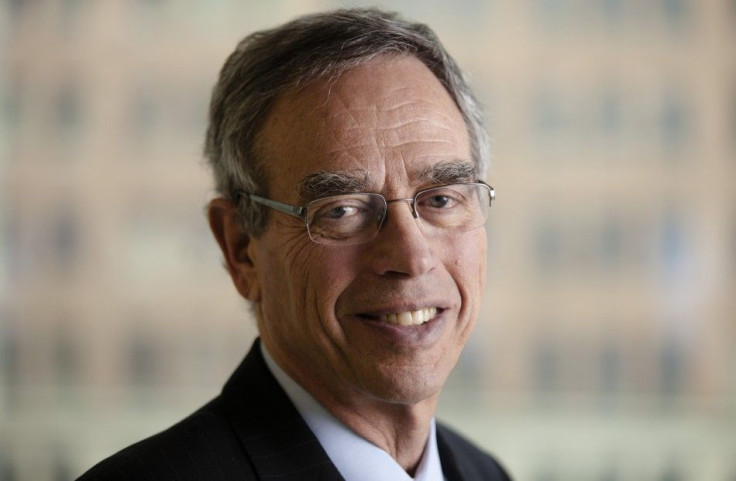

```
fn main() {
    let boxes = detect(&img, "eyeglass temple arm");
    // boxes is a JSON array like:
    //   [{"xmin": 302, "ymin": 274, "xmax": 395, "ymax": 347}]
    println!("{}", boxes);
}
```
[
  {"xmin": 236, "ymin": 192, "xmax": 306, "ymax": 219},
  {"xmin": 476, "ymin": 181, "xmax": 495, "ymax": 204}
]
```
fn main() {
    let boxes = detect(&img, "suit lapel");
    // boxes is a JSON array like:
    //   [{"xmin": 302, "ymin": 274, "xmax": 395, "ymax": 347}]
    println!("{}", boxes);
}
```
[
  {"xmin": 436, "ymin": 424, "xmax": 510, "ymax": 481},
  {"xmin": 437, "ymin": 428, "xmax": 468, "ymax": 481},
  {"xmin": 218, "ymin": 340, "xmax": 344, "ymax": 481}
]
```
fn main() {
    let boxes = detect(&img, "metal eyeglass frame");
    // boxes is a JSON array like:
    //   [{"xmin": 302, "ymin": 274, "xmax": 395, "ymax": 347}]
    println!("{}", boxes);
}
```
[{"xmin": 235, "ymin": 181, "xmax": 495, "ymax": 244}]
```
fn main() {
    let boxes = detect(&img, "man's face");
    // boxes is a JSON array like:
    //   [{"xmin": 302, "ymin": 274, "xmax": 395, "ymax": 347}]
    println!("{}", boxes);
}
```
[{"xmin": 247, "ymin": 56, "xmax": 487, "ymax": 407}]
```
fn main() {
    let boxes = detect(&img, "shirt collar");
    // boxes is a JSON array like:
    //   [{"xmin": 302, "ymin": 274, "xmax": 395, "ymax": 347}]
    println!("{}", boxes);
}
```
[{"xmin": 261, "ymin": 343, "xmax": 445, "ymax": 481}]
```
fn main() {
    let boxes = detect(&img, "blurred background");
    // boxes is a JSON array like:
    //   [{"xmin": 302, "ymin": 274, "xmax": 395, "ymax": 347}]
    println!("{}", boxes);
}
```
[{"xmin": 1, "ymin": 0, "xmax": 735, "ymax": 480}]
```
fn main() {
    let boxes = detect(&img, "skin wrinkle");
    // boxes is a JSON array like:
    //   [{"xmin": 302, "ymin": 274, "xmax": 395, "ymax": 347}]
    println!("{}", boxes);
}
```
[
  {"xmin": 385, "ymin": 86, "xmax": 461, "ymax": 126},
  {"xmin": 333, "ymin": 103, "xmax": 458, "ymax": 127},
  {"xmin": 330, "ymin": 92, "xmax": 388, "ymax": 165},
  {"xmin": 332, "ymin": 104, "xmax": 459, "ymax": 133},
  {"xmin": 297, "ymin": 160, "xmax": 476, "ymax": 206},
  {"xmin": 324, "ymin": 89, "xmax": 462, "ymax": 174},
  {"xmin": 329, "ymin": 73, "xmax": 458, "ymax": 127},
  {"xmin": 371, "ymin": 120, "xmax": 460, "ymax": 132},
  {"xmin": 320, "ymin": 142, "xmax": 463, "ymax": 168},
  {"xmin": 232, "ymin": 56, "xmax": 485, "ymax": 472},
  {"xmin": 330, "ymin": 88, "xmax": 364, "ymax": 129},
  {"xmin": 321, "ymin": 107, "xmax": 382, "ymax": 173}
]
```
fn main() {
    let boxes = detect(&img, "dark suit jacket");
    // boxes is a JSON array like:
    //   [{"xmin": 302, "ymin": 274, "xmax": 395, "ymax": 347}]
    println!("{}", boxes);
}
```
[{"xmin": 78, "ymin": 339, "xmax": 511, "ymax": 480}]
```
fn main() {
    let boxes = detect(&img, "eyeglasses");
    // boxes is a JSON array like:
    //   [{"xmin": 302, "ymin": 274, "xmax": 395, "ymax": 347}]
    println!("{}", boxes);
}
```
[{"xmin": 236, "ymin": 182, "xmax": 495, "ymax": 246}]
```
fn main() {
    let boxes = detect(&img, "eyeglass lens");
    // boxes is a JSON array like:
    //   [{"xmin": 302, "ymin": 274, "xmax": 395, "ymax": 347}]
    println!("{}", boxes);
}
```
[{"xmin": 305, "ymin": 183, "xmax": 491, "ymax": 246}]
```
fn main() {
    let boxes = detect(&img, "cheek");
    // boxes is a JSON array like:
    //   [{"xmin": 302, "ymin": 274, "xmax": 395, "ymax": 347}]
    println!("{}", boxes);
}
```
[
  {"xmin": 256, "ymin": 230, "xmax": 314, "ymax": 322},
  {"xmin": 279, "ymin": 239, "xmax": 360, "ymax": 317},
  {"xmin": 311, "ymin": 249, "xmax": 362, "ymax": 310},
  {"xmin": 453, "ymin": 232, "xmax": 487, "ymax": 304}
]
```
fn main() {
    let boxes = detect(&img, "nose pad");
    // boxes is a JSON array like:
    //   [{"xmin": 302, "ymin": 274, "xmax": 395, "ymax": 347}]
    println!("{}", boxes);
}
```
[
  {"xmin": 377, "ymin": 199, "xmax": 423, "ymax": 236},
  {"xmin": 370, "ymin": 198, "xmax": 434, "ymax": 277},
  {"xmin": 384, "ymin": 198, "xmax": 418, "ymax": 220},
  {"xmin": 409, "ymin": 200, "xmax": 419, "ymax": 219}
]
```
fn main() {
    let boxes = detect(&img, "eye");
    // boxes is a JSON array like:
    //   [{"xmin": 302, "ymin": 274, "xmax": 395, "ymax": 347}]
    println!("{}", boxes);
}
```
[
  {"xmin": 326, "ymin": 205, "xmax": 358, "ymax": 219},
  {"xmin": 420, "ymin": 189, "xmax": 463, "ymax": 210},
  {"xmin": 426, "ymin": 194, "xmax": 455, "ymax": 209},
  {"xmin": 310, "ymin": 196, "xmax": 373, "ymax": 223}
]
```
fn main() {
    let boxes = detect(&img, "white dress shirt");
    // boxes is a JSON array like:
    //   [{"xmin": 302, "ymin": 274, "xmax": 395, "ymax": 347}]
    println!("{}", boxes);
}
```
[{"xmin": 261, "ymin": 344, "xmax": 445, "ymax": 481}]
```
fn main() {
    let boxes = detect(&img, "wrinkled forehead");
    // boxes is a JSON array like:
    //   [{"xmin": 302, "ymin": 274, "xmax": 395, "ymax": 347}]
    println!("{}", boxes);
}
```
[{"xmin": 255, "ymin": 55, "xmax": 471, "ymax": 199}]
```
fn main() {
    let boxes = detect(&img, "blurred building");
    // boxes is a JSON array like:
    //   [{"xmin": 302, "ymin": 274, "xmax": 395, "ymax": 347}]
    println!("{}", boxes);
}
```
[{"xmin": 1, "ymin": 1, "xmax": 734, "ymax": 480}]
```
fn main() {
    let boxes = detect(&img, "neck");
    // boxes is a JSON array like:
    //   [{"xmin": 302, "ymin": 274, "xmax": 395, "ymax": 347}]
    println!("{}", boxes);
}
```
[
  {"xmin": 327, "ymin": 396, "xmax": 438, "ymax": 475},
  {"xmin": 263, "ymin": 339, "xmax": 439, "ymax": 474}
]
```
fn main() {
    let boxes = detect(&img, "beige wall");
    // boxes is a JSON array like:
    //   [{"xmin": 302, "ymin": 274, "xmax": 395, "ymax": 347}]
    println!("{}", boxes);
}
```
[{"xmin": 1, "ymin": 1, "xmax": 735, "ymax": 480}]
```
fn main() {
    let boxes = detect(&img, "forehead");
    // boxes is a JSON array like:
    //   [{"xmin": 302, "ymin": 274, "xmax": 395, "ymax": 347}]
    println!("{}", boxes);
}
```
[{"xmin": 256, "ymin": 55, "xmax": 471, "ymax": 198}]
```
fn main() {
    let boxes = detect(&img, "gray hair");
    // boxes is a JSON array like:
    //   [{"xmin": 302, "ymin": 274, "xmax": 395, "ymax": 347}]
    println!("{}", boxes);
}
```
[{"xmin": 205, "ymin": 8, "xmax": 489, "ymax": 235}]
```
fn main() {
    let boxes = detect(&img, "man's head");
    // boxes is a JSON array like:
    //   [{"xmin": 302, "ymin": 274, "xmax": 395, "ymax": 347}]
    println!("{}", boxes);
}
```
[
  {"xmin": 205, "ymin": 8, "xmax": 489, "ymax": 235},
  {"xmin": 207, "ymin": 9, "xmax": 491, "ymax": 410}
]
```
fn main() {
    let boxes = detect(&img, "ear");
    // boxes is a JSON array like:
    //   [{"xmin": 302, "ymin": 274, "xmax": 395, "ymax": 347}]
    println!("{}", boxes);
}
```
[{"xmin": 207, "ymin": 198, "xmax": 261, "ymax": 303}]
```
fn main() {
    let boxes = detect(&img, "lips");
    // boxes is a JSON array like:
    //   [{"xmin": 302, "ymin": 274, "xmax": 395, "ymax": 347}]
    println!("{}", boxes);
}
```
[
  {"xmin": 355, "ymin": 306, "xmax": 441, "ymax": 327},
  {"xmin": 379, "ymin": 307, "xmax": 438, "ymax": 326}
]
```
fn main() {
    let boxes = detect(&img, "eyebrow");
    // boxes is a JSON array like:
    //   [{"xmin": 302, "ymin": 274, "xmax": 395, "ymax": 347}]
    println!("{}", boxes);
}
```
[
  {"xmin": 296, "ymin": 160, "xmax": 479, "ymax": 203},
  {"xmin": 416, "ymin": 160, "xmax": 479, "ymax": 185},
  {"xmin": 298, "ymin": 170, "xmax": 372, "ymax": 203}
]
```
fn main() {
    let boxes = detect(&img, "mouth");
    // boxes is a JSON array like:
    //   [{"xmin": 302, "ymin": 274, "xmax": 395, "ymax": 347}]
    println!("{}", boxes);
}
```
[{"xmin": 360, "ymin": 307, "xmax": 440, "ymax": 327}]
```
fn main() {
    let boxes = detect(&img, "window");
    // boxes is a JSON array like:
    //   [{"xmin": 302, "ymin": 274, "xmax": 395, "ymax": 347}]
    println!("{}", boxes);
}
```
[
  {"xmin": 659, "ymin": 210, "xmax": 689, "ymax": 281},
  {"xmin": 53, "ymin": 81, "xmax": 84, "ymax": 159},
  {"xmin": 658, "ymin": 461, "xmax": 685, "ymax": 481},
  {"xmin": 0, "ymin": 449, "xmax": 16, "ymax": 481},
  {"xmin": 533, "ymin": 336, "xmax": 560, "ymax": 400},
  {"xmin": 49, "ymin": 205, "xmax": 80, "ymax": 274},
  {"xmin": 599, "ymin": 0, "xmax": 624, "ymax": 24},
  {"xmin": 121, "ymin": 205, "xmax": 220, "ymax": 288},
  {"xmin": 731, "ymin": 87, "xmax": 736, "ymax": 151},
  {"xmin": 598, "ymin": 340, "xmax": 622, "ymax": 406},
  {"xmin": 732, "ymin": 214, "xmax": 736, "ymax": 275},
  {"xmin": 533, "ymin": 90, "xmax": 567, "ymax": 138},
  {"xmin": 534, "ymin": 464, "xmax": 559, "ymax": 481},
  {"xmin": 597, "ymin": 464, "xmax": 620, "ymax": 481},
  {"xmin": 176, "ymin": 86, "xmax": 208, "ymax": 136},
  {"xmin": 0, "ymin": 315, "xmax": 19, "ymax": 388},
  {"xmin": 51, "ymin": 451, "xmax": 72, "ymax": 481},
  {"xmin": 5, "ymin": 0, "xmax": 25, "ymax": 18},
  {"xmin": 659, "ymin": 91, "xmax": 691, "ymax": 155},
  {"xmin": 0, "ymin": 76, "xmax": 22, "ymax": 162},
  {"xmin": 446, "ymin": 334, "xmax": 484, "ymax": 390},
  {"xmin": 54, "ymin": 82, "xmax": 82, "ymax": 137},
  {"xmin": 659, "ymin": 338, "xmax": 686, "ymax": 403},
  {"xmin": 0, "ymin": 199, "xmax": 20, "ymax": 284},
  {"xmin": 534, "ymin": 220, "xmax": 562, "ymax": 273},
  {"xmin": 58, "ymin": 0, "xmax": 82, "ymax": 33},
  {"xmin": 597, "ymin": 90, "xmax": 623, "ymax": 139},
  {"xmin": 127, "ymin": 330, "xmax": 160, "ymax": 387},
  {"xmin": 661, "ymin": 0, "xmax": 689, "ymax": 31},
  {"xmin": 53, "ymin": 322, "xmax": 79, "ymax": 385},
  {"xmin": 534, "ymin": 0, "xmax": 570, "ymax": 27},
  {"xmin": 599, "ymin": 215, "xmax": 623, "ymax": 269},
  {"xmin": 128, "ymin": 84, "xmax": 159, "ymax": 144}
]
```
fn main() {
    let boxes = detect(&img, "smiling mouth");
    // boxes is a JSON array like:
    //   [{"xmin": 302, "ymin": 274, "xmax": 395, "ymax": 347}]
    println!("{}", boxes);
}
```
[{"xmin": 372, "ymin": 307, "xmax": 439, "ymax": 327}]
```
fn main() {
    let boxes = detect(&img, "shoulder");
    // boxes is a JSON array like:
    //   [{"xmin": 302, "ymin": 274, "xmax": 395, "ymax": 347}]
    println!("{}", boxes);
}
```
[
  {"xmin": 436, "ymin": 422, "xmax": 513, "ymax": 481},
  {"xmin": 76, "ymin": 400, "xmax": 257, "ymax": 481}
]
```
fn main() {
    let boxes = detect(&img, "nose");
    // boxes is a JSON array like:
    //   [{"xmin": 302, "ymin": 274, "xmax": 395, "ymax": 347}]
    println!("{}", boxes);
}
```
[
  {"xmin": 385, "ymin": 198, "xmax": 418, "ymax": 219},
  {"xmin": 367, "ymin": 200, "xmax": 437, "ymax": 277}
]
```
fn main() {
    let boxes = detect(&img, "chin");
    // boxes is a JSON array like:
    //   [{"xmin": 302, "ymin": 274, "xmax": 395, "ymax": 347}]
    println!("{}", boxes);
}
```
[{"xmin": 361, "ymin": 367, "xmax": 448, "ymax": 406}]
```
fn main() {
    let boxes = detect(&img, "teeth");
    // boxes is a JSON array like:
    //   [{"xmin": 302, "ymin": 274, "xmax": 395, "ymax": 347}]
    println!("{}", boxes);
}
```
[{"xmin": 379, "ymin": 307, "xmax": 437, "ymax": 326}]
